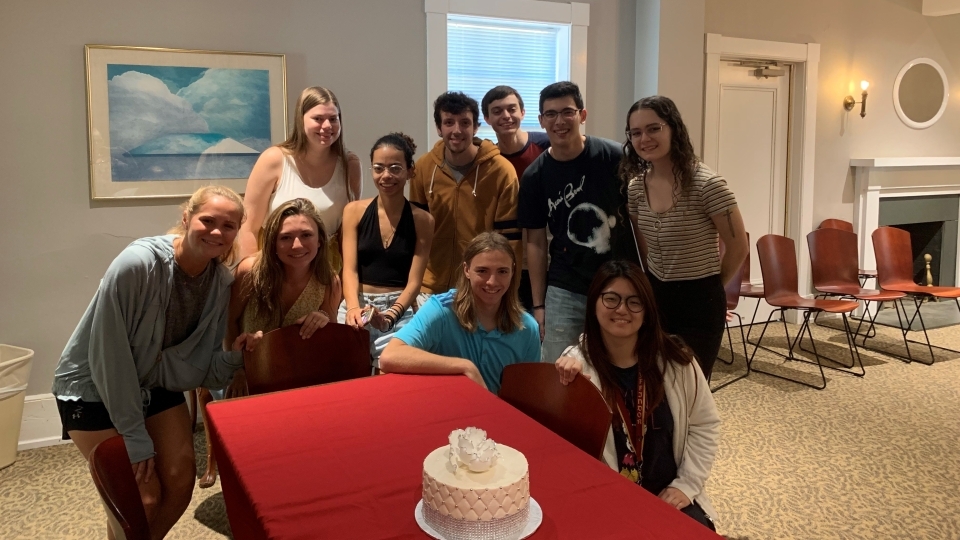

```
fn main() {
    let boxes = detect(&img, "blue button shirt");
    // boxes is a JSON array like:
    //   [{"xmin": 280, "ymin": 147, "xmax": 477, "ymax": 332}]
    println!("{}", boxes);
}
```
[{"xmin": 394, "ymin": 290, "xmax": 541, "ymax": 393}]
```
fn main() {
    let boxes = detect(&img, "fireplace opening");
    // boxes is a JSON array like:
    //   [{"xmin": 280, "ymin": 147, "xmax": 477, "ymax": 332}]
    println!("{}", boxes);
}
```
[{"xmin": 878, "ymin": 194, "xmax": 958, "ymax": 287}]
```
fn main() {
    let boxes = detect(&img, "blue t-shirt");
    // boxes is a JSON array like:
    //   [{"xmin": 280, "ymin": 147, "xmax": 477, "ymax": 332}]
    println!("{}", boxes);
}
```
[{"xmin": 394, "ymin": 290, "xmax": 541, "ymax": 393}]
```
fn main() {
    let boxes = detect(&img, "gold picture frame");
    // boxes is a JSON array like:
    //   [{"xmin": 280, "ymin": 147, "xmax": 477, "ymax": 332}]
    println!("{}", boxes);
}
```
[{"xmin": 85, "ymin": 45, "xmax": 287, "ymax": 200}]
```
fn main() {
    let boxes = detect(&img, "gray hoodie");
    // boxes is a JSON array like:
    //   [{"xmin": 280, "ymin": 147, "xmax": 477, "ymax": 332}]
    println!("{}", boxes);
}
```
[{"xmin": 52, "ymin": 235, "xmax": 242, "ymax": 463}]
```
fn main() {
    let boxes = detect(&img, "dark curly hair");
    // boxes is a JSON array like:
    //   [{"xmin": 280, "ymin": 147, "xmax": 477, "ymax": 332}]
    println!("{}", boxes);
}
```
[
  {"xmin": 433, "ymin": 91, "xmax": 480, "ymax": 129},
  {"xmin": 370, "ymin": 132, "xmax": 417, "ymax": 169},
  {"xmin": 618, "ymin": 96, "xmax": 698, "ymax": 192}
]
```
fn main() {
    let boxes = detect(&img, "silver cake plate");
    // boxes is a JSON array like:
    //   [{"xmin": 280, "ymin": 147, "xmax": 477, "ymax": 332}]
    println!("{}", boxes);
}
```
[{"xmin": 415, "ymin": 497, "xmax": 543, "ymax": 540}]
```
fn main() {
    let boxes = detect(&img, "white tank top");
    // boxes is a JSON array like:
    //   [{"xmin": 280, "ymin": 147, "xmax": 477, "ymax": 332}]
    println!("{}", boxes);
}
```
[{"xmin": 268, "ymin": 153, "xmax": 350, "ymax": 236}]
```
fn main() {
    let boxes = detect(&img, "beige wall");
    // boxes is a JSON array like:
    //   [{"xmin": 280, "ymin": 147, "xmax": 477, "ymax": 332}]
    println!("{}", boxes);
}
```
[
  {"xmin": 705, "ymin": 0, "xmax": 960, "ymax": 228},
  {"xmin": 0, "ymin": 0, "xmax": 638, "ymax": 395}
]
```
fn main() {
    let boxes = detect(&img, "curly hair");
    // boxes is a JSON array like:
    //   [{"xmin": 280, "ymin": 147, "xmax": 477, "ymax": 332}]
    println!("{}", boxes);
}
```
[
  {"xmin": 370, "ymin": 132, "xmax": 417, "ymax": 169},
  {"xmin": 433, "ymin": 91, "xmax": 480, "ymax": 129},
  {"xmin": 618, "ymin": 96, "xmax": 698, "ymax": 192}
]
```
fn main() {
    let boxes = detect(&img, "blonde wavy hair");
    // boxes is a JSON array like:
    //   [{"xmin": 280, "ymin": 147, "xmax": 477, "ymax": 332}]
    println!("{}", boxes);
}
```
[
  {"xmin": 453, "ymin": 232, "xmax": 525, "ymax": 334},
  {"xmin": 167, "ymin": 185, "xmax": 245, "ymax": 266},
  {"xmin": 246, "ymin": 198, "xmax": 332, "ymax": 320}
]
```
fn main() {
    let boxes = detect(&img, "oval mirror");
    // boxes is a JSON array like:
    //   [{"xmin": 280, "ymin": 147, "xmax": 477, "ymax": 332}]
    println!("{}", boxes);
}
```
[{"xmin": 894, "ymin": 58, "xmax": 949, "ymax": 129}]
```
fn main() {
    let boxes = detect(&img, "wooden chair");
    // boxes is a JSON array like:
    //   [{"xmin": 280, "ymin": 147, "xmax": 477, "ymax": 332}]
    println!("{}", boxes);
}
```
[
  {"xmin": 749, "ymin": 234, "xmax": 862, "ymax": 389},
  {"xmin": 244, "ymin": 322, "xmax": 372, "ymax": 395},
  {"xmin": 499, "ymin": 363, "xmax": 612, "ymax": 460},
  {"xmin": 713, "ymin": 239, "xmax": 750, "ymax": 391},
  {"xmin": 88, "ymin": 436, "xmax": 150, "ymax": 540},
  {"xmin": 819, "ymin": 218, "xmax": 877, "ymax": 283},
  {"xmin": 739, "ymin": 232, "xmax": 766, "ymax": 341},
  {"xmin": 871, "ymin": 226, "xmax": 960, "ymax": 364},
  {"xmin": 807, "ymin": 228, "xmax": 908, "ymax": 362}
]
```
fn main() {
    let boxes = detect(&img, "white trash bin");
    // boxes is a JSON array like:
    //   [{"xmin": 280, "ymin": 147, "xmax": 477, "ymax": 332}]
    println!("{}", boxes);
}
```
[{"xmin": 0, "ymin": 345, "xmax": 35, "ymax": 469}]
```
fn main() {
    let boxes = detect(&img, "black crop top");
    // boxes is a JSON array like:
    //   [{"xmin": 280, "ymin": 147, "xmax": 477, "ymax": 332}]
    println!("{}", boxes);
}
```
[{"xmin": 357, "ymin": 197, "xmax": 417, "ymax": 288}]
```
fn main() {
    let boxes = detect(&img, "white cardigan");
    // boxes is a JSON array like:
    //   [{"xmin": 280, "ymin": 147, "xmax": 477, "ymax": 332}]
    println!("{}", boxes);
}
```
[{"xmin": 566, "ymin": 344, "xmax": 721, "ymax": 521}]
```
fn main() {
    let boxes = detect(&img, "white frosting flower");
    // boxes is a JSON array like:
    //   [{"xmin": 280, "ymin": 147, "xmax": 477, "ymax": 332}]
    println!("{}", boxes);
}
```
[{"xmin": 447, "ymin": 427, "xmax": 500, "ymax": 473}]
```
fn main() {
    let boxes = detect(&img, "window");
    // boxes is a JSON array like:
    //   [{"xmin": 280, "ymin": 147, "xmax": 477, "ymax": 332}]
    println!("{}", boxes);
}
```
[
  {"xmin": 425, "ymin": 0, "xmax": 589, "ymax": 145},
  {"xmin": 447, "ymin": 15, "xmax": 570, "ymax": 139}
]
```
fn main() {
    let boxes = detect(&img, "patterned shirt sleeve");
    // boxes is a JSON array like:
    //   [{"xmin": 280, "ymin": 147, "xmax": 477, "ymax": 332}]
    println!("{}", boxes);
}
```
[{"xmin": 699, "ymin": 172, "xmax": 737, "ymax": 217}]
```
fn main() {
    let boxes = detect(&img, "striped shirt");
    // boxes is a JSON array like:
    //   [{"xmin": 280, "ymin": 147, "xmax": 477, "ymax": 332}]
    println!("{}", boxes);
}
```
[{"xmin": 628, "ymin": 163, "xmax": 737, "ymax": 281}]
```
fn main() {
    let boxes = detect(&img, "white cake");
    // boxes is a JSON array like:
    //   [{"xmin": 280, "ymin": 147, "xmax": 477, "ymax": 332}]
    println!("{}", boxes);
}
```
[{"xmin": 421, "ymin": 429, "xmax": 530, "ymax": 539}]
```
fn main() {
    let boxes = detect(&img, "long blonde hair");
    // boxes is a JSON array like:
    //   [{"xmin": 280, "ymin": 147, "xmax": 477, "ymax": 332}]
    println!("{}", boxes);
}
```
[
  {"xmin": 453, "ymin": 232, "xmax": 525, "ymax": 333},
  {"xmin": 246, "ymin": 198, "xmax": 333, "ymax": 320},
  {"xmin": 279, "ymin": 86, "xmax": 353, "ymax": 200},
  {"xmin": 167, "ymin": 185, "xmax": 245, "ymax": 266}
]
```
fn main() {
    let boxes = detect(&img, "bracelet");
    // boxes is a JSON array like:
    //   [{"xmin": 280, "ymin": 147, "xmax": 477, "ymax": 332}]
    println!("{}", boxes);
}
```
[
  {"xmin": 388, "ymin": 306, "xmax": 403, "ymax": 318},
  {"xmin": 346, "ymin": 306, "xmax": 362, "ymax": 314},
  {"xmin": 532, "ymin": 305, "xmax": 545, "ymax": 310},
  {"xmin": 319, "ymin": 309, "xmax": 331, "ymax": 319},
  {"xmin": 390, "ymin": 303, "xmax": 405, "ymax": 314}
]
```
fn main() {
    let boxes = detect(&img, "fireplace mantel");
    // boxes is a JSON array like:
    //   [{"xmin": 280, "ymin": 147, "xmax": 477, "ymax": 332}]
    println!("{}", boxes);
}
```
[{"xmin": 852, "ymin": 157, "xmax": 960, "ymax": 282}]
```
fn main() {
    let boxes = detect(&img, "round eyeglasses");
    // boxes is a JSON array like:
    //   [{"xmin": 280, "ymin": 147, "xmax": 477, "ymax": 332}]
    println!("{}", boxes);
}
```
[
  {"xmin": 600, "ymin": 292, "xmax": 644, "ymax": 313},
  {"xmin": 625, "ymin": 122, "xmax": 666, "ymax": 140},
  {"xmin": 371, "ymin": 164, "xmax": 406, "ymax": 176}
]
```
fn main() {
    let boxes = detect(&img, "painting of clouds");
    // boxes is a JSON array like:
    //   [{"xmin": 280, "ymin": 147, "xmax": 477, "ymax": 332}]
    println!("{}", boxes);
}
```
[{"xmin": 106, "ymin": 64, "xmax": 271, "ymax": 181}]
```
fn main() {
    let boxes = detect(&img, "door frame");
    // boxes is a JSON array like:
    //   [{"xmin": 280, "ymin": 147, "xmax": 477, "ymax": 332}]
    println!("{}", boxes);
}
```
[{"xmin": 703, "ymin": 34, "xmax": 820, "ymax": 298}]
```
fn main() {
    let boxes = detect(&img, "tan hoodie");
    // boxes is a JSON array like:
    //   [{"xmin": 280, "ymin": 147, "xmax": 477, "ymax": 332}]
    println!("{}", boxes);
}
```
[{"xmin": 409, "ymin": 138, "xmax": 521, "ymax": 294}]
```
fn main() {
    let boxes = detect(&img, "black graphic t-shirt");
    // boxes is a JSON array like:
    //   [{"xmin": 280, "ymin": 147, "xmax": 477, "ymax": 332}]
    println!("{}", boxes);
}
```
[{"xmin": 517, "ymin": 136, "xmax": 635, "ymax": 295}]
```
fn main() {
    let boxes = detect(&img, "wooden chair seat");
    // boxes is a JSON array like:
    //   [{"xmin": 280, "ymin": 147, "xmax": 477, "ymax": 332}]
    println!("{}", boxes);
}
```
[{"xmin": 498, "ymin": 363, "xmax": 612, "ymax": 460}]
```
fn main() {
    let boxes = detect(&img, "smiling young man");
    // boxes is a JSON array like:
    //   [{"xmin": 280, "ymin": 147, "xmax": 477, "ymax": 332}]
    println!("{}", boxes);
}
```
[
  {"xmin": 409, "ymin": 92, "xmax": 521, "ymax": 298},
  {"xmin": 482, "ymin": 86, "xmax": 551, "ymax": 312},
  {"xmin": 379, "ymin": 233, "xmax": 540, "ymax": 393},
  {"xmin": 517, "ymin": 81, "xmax": 637, "ymax": 364}
]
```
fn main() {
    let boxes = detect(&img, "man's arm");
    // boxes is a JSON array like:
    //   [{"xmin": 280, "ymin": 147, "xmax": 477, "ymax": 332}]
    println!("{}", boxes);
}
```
[
  {"xmin": 379, "ymin": 339, "xmax": 487, "ymax": 389},
  {"xmin": 526, "ymin": 227, "xmax": 548, "ymax": 341}
]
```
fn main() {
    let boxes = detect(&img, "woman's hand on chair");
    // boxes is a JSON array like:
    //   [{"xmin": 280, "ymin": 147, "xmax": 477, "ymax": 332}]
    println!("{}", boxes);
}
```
[
  {"xmin": 132, "ymin": 457, "xmax": 155, "ymax": 485},
  {"xmin": 232, "ymin": 331, "xmax": 264, "ymax": 352},
  {"xmin": 296, "ymin": 310, "xmax": 330, "ymax": 339},
  {"xmin": 555, "ymin": 355, "xmax": 589, "ymax": 386},
  {"xmin": 225, "ymin": 369, "xmax": 249, "ymax": 399},
  {"xmin": 658, "ymin": 487, "xmax": 691, "ymax": 510}
]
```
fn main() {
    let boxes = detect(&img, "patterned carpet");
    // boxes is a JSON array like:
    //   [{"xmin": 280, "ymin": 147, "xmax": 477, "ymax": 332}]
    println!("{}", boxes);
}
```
[{"xmin": 1, "ymin": 318, "xmax": 958, "ymax": 539}]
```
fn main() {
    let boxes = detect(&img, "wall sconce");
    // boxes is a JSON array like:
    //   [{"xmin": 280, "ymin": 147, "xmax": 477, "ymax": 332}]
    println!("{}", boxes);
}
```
[{"xmin": 844, "ymin": 80, "xmax": 870, "ymax": 118}]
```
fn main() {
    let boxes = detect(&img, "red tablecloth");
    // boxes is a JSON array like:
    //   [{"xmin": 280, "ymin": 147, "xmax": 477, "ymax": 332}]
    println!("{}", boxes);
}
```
[{"xmin": 206, "ymin": 374, "xmax": 720, "ymax": 539}]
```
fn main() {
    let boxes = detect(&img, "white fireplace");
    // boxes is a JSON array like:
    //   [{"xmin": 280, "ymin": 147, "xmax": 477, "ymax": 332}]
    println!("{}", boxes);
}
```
[{"xmin": 852, "ymin": 157, "xmax": 960, "ymax": 286}]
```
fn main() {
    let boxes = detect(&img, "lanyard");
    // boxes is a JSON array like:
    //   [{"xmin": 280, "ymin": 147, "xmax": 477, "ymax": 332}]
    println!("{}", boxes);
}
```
[{"xmin": 614, "ymin": 370, "xmax": 646, "ymax": 462}]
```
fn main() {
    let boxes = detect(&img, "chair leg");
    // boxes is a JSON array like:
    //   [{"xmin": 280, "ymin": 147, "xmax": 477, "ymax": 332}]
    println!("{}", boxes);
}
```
[
  {"xmin": 856, "ymin": 299, "xmax": 913, "ymax": 364},
  {"xmin": 749, "ymin": 309, "xmax": 827, "ymax": 390},
  {"xmin": 893, "ymin": 296, "xmax": 960, "ymax": 365},
  {"xmin": 711, "ymin": 313, "xmax": 751, "ymax": 392},
  {"xmin": 718, "ymin": 318, "xmax": 735, "ymax": 365}
]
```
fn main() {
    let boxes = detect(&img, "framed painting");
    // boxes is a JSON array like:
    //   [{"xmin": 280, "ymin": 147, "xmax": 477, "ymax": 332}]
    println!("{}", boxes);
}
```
[{"xmin": 85, "ymin": 45, "xmax": 287, "ymax": 200}]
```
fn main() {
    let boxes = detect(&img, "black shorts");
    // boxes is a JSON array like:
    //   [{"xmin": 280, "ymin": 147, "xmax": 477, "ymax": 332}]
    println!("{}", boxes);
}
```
[{"xmin": 57, "ymin": 387, "xmax": 187, "ymax": 440}]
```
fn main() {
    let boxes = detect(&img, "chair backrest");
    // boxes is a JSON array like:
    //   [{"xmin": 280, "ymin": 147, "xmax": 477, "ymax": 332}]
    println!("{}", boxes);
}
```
[
  {"xmin": 871, "ymin": 226, "xmax": 915, "ymax": 288},
  {"xmin": 819, "ymin": 219, "xmax": 854, "ymax": 233},
  {"xmin": 244, "ymin": 322, "xmax": 371, "ymax": 395},
  {"xmin": 719, "ymin": 238, "xmax": 743, "ymax": 309},
  {"xmin": 88, "ymin": 436, "xmax": 150, "ymax": 540},
  {"xmin": 740, "ymin": 232, "xmax": 752, "ymax": 284},
  {"xmin": 756, "ymin": 234, "xmax": 800, "ymax": 297},
  {"xmin": 499, "ymin": 363, "xmax": 612, "ymax": 460},
  {"xmin": 807, "ymin": 227, "xmax": 861, "ymax": 290}
]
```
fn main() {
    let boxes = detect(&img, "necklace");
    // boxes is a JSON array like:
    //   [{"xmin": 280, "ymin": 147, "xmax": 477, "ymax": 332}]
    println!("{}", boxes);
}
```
[
  {"xmin": 641, "ymin": 168, "xmax": 679, "ymax": 232},
  {"xmin": 379, "ymin": 199, "xmax": 399, "ymax": 249}
]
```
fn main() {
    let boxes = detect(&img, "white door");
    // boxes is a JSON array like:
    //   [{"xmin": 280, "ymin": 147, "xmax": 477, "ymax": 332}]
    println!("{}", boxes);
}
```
[{"xmin": 716, "ymin": 60, "xmax": 790, "ymax": 324}]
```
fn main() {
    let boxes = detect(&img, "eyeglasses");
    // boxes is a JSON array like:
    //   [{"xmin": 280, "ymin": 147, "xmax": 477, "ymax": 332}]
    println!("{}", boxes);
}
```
[
  {"xmin": 625, "ymin": 123, "xmax": 666, "ymax": 140},
  {"xmin": 600, "ymin": 292, "xmax": 644, "ymax": 313},
  {"xmin": 371, "ymin": 164, "xmax": 406, "ymax": 176},
  {"xmin": 541, "ymin": 108, "xmax": 581, "ymax": 122}
]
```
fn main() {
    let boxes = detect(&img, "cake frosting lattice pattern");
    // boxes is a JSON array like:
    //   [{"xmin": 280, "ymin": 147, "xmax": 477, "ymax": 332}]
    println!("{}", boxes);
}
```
[{"xmin": 423, "ymin": 471, "xmax": 530, "ymax": 520}]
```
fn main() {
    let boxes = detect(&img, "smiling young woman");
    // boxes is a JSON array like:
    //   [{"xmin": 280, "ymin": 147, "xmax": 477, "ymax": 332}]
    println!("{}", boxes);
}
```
[
  {"xmin": 338, "ymin": 133, "xmax": 434, "ymax": 370},
  {"xmin": 237, "ymin": 86, "xmax": 362, "ymax": 272},
  {"xmin": 619, "ymin": 96, "xmax": 749, "ymax": 381},
  {"xmin": 51, "ymin": 185, "xmax": 262, "ymax": 539},
  {"xmin": 197, "ymin": 197, "xmax": 342, "ymax": 487},
  {"xmin": 554, "ymin": 260, "xmax": 720, "ymax": 531}
]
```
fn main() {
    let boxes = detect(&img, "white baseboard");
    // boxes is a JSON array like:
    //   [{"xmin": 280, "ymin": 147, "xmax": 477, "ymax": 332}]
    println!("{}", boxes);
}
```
[{"xmin": 18, "ymin": 394, "xmax": 69, "ymax": 451}]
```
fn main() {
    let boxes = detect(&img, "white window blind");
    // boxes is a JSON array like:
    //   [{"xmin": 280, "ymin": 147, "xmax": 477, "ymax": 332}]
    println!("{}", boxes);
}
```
[{"xmin": 447, "ymin": 14, "xmax": 571, "ymax": 139}]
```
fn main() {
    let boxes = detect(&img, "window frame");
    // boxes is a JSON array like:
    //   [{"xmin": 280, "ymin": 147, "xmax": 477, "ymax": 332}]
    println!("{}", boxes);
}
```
[{"xmin": 424, "ymin": 0, "xmax": 590, "ymax": 147}]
